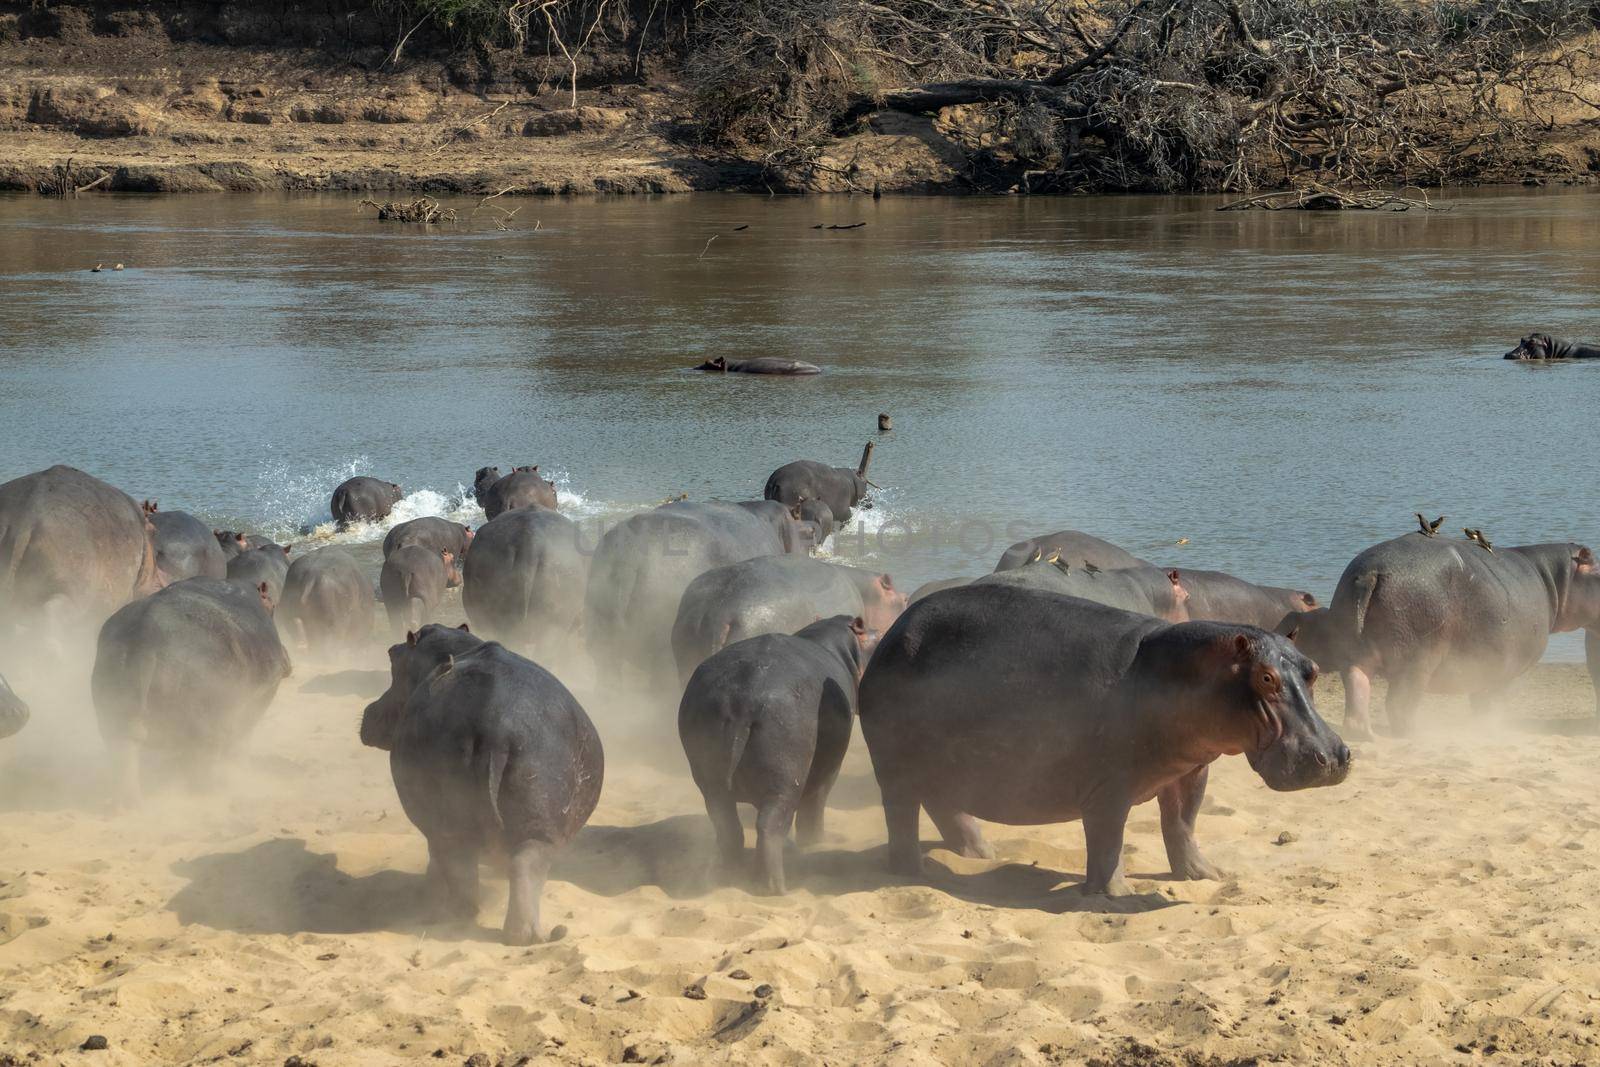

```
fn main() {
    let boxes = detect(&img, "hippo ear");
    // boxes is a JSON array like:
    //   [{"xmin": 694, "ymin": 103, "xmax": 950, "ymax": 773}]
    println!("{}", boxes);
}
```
[
  {"xmin": 281, "ymin": 545, "xmax": 291, "ymax": 555},
  {"xmin": 235, "ymin": 534, "xmax": 246, "ymax": 545},
  {"xmin": 406, "ymin": 630, "xmax": 418, "ymax": 647},
  {"xmin": 257, "ymin": 581, "xmax": 269, "ymax": 595},
  {"xmin": 1232, "ymin": 632, "xmax": 1252, "ymax": 659},
  {"xmin": 457, "ymin": 623, "xmax": 470, "ymax": 632},
  {"xmin": 789, "ymin": 504, "xmax": 803, "ymax": 520},
  {"xmin": 849, "ymin": 616, "xmax": 866, "ymax": 635},
  {"xmin": 1283, "ymin": 624, "xmax": 1300, "ymax": 642},
  {"xmin": 879, "ymin": 574, "xmax": 894, "ymax": 589},
  {"xmin": 1299, "ymin": 592, "xmax": 1318, "ymax": 609},
  {"xmin": 1576, "ymin": 547, "xmax": 1596, "ymax": 570}
]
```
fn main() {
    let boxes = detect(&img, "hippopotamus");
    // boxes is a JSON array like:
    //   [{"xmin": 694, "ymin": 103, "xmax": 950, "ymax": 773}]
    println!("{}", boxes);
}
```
[
  {"xmin": 383, "ymin": 516, "xmax": 474, "ymax": 560},
  {"xmin": 764, "ymin": 460, "xmax": 870, "ymax": 524},
  {"xmin": 277, "ymin": 546, "xmax": 374, "ymax": 654},
  {"xmin": 0, "ymin": 465, "xmax": 164, "ymax": 640},
  {"xmin": 330, "ymin": 477, "xmax": 404, "ymax": 528},
  {"xmin": 1175, "ymin": 570, "xmax": 1317, "ymax": 630},
  {"xmin": 1273, "ymin": 607, "xmax": 1353, "ymax": 673},
  {"xmin": 584, "ymin": 500, "xmax": 811, "ymax": 681},
  {"xmin": 226, "ymin": 544, "xmax": 292, "ymax": 607},
  {"xmin": 694, "ymin": 356, "xmax": 821, "ymax": 375},
  {"xmin": 360, "ymin": 624, "xmax": 604, "ymax": 945},
  {"xmin": 462, "ymin": 508, "xmax": 588, "ymax": 659},
  {"xmin": 481, "ymin": 466, "xmax": 558, "ymax": 520},
  {"xmin": 679, "ymin": 616, "xmax": 869, "ymax": 894},
  {"xmin": 859, "ymin": 584, "xmax": 1351, "ymax": 893},
  {"xmin": 795, "ymin": 499, "xmax": 835, "ymax": 547},
  {"xmin": 1306, "ymin": 533, "xmax": 1600, "ymax": 739},
  {"xmin": 0, "ymin": 672, "xmax": 28, "ymax": 740},
  {"xmin": 93, "ymin": 577, "xmax": 291, "ymax": 798},
  {"xmin": 214, "ymin": 530, "xmax": 281, "ymax": 561},
  {"xmin": 1503, "ymin": 334, "xmax": 1600, "ymax": 360},
  {"xmin": 142, "ymin": 503, "xmax": 227, "ymax": 580},
  {"xmin": 974, "ymin": 558, "xmax": 1189, "ymax": 621},
  {"xmin": 472, "ymin": 467, "xmax": 500, "ymax": 508},
  {"xmin": 994, "ymin": 530, "xmax": 1151, "ymax": 573},
  {"xmin": 380, "ymin": 546, "xmax": 459, "ymax": 634},
  {"xmin": 672, "ymin": 556, "xmax": 906, "ymax": 683},
  {"xmin": 909, "ymin": 576, "xmax": 976, "ymax": 603}
]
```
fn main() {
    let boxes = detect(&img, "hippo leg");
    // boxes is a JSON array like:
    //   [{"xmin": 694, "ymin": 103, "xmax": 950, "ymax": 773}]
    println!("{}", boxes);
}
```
[
  {"xmin": 796, "ymin": 707, "xmax": 852, "ymax": 848},
  {"xmin": 1157, "ymin": 764, "xmax": 1222, "ymax": 881},
  {"xmin": 1383, "ymin": 672, "xmax": 1425, "ymax": 737},
  {"xmin": 925, "ymin": 805, "xmax": 995, "ymax": 860},
  {"xmin": 504, "ymin": 839, "xmax": 559, "ymax": 946},
  {"xmin": 1587, "ymin": 629, "xmax": 1600, "ymax": 721},
  {"xmin": 108, "ymin": 739, "xmax": 140, "ymax": 806},
  {"xmin": 703, "ymin": 789, "xmax": 746, "ymax": 872},
  {"xmin": 426, "ymin": 838, "xmax": 480, "ymax": 923},
  {"xmin": 882, "ymin": 796, "xmax": 924, "ymax": 876},
  {"xmin": 1342, "ymin": 666, "xmax": 1375, "ymax": 741},
  {"xmin": 754, "ymin": 799, "xmax": 796, "ymax": 895},
  {"xmin": 1081, "ymin": 801, "xmax": 1133, "ymax": 897}
]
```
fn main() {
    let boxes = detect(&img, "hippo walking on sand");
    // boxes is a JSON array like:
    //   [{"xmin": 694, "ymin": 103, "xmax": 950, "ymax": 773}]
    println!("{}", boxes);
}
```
[
  {"xmin": 226, "ymin": 544, "xmax": 292, "ymax": 606},
  {"xmin": 679, "ymin": 616, "xmax": 869, "ymax": 894},
  {"xmin": 360, "ymin": 625, "xmax": 604, "ymax": 945},
  {"xmin": 380, "ymin": 546, "xmax": 459, "ymax": 635},
  {"xmin": 1504, "ymin": 334, "xmax": 1600, "ymax": 360},
  {"xmin": 0, "ymin": 465, "xmax": 164, "ymax": 640},
  {"xmin": 278, "ymin": 546, "xmax": 374, "ymax": 655},
  {"xmin": 860, "ymin": 585, "xmax": 1350, "ymax": 894},
  {"xmin": 93, "ymin": 577, "xmax": 291, "ymax": 799},
  {"xmin": 672, "ymin": 556, "xmax": 906, "ymax": 683},
  {"xmin": 1305, "ymin": 533, "xmax": 1600, "ymax": 738},
  {"xmin": 0, "ymin": 673, "xmax": 28, "ymax": 740},
  {"xmin": 331, "ymin": 477, "xmax": 403, "ymax": 528},
  {"xmin": 144, "ymin": 503, "xmax": 228, "ymax": 580},
  {"xmin": 462, "ymin": 508, "xmax": 588, "ymax": 659}
]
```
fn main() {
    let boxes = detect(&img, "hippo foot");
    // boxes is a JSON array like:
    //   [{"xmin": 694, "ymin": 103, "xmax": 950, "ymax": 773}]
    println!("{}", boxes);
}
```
[
  {"xmin": 1341, "ymin": 721, "xmax": 1375, "ymax": 743},
  {"xmin": 1082, "ymin": 874, "xmax": 1134, "ymax": 898},
  {"xmin": 504, "ymin": 923, "xmax": 566, "ymax": 947},
  {"xmin": 887, "ymin": 851, "xmax": 924, "ymax": 878},
  {"xmin": 1172, "ymin": 855, "xmax": 1224, "ymax": 882},
  {"xmin": 953, "ymin": 840, "xmax": 997, "ymax": 861}
]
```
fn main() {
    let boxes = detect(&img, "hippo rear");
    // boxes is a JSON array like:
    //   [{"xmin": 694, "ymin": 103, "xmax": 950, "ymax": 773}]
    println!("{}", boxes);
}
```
[{"xmin": 860, "ymin": 585, "xmax": 1349, "ymax": 894}]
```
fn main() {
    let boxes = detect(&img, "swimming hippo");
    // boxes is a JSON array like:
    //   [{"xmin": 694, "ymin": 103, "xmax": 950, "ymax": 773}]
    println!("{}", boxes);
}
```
[
  {"xmin": 679, "ymin": 616, "xmax": 869, "ymax": 894},
  {"xmin": 472, "ymin": 467, "xmax": 500, "ymax": 508},
  {"xmin": 277, "ymin": 546, "xmax": 374, "ymax": 655},
  {"xmin": 360, "ymin": 624, "xmax": 604, "ymax": 945},
  {"xmin": 143, "ymin": 503, "xmax": 228, "ymax": 581},
  {"xmin": 482, "ymin": 467, "xmax": 558, "ymax": 520},
  {"xmin": 462, "ymin": 508, "xmax": 588, "ymax": 660},
  {"xmin": 584, "ymin": 500, "xmax": 810, "ymax": 682},
  {"xmin": 0, "ymin": 465, "xmax": 164, "ymax": 641},
  {"xmin": 214, "ymin": 530, "xmax": 281, "ymax": 561},
  {"xmin": 764, "ymin": 460, "xmax": 870, "ymax": 524},
  {"xmin": 859, "ymin": 584, "xmax": 1351, "ymax": 893},
  {"xmin": 1503, "ymin": 334, "xmax": 1600, "ymax": 360},
  {"xmin": 694, "ymin": 356, "xmax": 821, "ymax": 375},
  {"xmin": 974, "ymin": 558, "xmax": 1189, "ymax": 621},
  {"xmin": 92, "ymin": 577, "xmax": 291, "ymax": 799},
  {"xmin": 994, "ymin": 530, "xmax": 1151, "ymax": 573},
  {"xmin": 672, "ymin": 555, "xmax": 907, "ymax": 683},
  {"xmin": 0, "ymin": 672, "xmax": 28, "ymax": 740},
  {"xmin": 226, "ymin": 544, "xmax": 292, "ymax": 607},
  {"xmin": 383, "ymin": 516, "xmax": 474, "ymax": 560},
  {"xmin": 1175, "ymin": 569, "xmax": 1317, "ymax": 630},
  {"xmin": 380, "ymin": 546, "xmax": 459, "ymax": 635},
  {"xmin": 1311, "ymin": 533, "xmax": 1600, "ymax": 738},
  {"xmin": 330, "ymin": 477, "xmax": 404, "ymax": 528}
]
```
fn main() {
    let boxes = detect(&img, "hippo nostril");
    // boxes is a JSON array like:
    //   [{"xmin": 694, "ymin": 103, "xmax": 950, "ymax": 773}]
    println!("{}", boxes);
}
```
[{"xmin": 1337, "ymin": 742, "xmax": 1351, "ymax": 766}]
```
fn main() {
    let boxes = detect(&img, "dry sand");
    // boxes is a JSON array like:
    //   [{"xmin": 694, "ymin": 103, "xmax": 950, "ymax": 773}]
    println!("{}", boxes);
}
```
[{"xmin": 2, "ymin": 652, "xmax": 1599, "ymax": 1066}]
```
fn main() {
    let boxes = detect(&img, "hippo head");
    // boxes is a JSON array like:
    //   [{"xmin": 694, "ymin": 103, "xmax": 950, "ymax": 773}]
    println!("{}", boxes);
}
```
[
  {"xmin": 799, "ymin": 615, "xmax": 875, "ymax": 678},
  {"xmin": 1275, "ymin": 606, "xmax": 1351, "ymax": 673},
  {"xmin": 142, "ymin": 499, "xmax": 158, "ymax": 515},
  {"xmin": 1215, "ymin": 631, "xmax": 1350, "ymax": 791},
  {"xmin": 360, "ymin": 623, "xmax": 481, "ymax": 751},
  {"xmin": 473, "ymin": 467, "xmax": 501, "ymax": 505},
  {"xmin": 0, "ymin": 674, "xmax": 28, "ymax": 741},
  {"xmin": 1558, "ymin": 545, "xmax": 1600, "ymax": 629},
  {"xmin": 134, "ymin": 509, "xmax": 168, "ymax": 595},
  {"xmin": 1504, "ymin": 333, "xmax": 1554, "ymax": 360},
  {"xmin": 1165, "ymin": 569, "xmax": 1190, "ymax": 623},
  {"xmin": 861, "ymin": 573, "xmax": 908, "ymax": 634}
]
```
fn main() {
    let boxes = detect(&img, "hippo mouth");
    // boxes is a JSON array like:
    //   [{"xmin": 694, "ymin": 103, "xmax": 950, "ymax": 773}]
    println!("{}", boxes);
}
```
[
  {"xmin": 1245, "ymin": 698, "xmax": 1351, "ymax": 791},
  {"xmin": 1247, "ymin": 698, "xmax": 1284, "ymax": 757}
]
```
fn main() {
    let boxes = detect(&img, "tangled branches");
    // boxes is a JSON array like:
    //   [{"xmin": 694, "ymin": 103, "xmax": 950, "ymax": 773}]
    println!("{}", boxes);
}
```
[
  {"xmin": 359, "ymin": 196, "xmax": 459, "ymax": 223},
  {"xmin": 685, "ymin": 0, "xmax": 1600, "ymax": 191}
]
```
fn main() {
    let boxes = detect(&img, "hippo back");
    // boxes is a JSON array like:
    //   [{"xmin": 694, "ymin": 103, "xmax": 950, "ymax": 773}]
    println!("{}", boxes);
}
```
[
  {"xmin": 994, "ymin": 530, "xmax": 1150, "ymax": 573},
  {"xmin": 149, "ymin": 510, "xmax": 229, "ymax": 581},
  {"xmin": 975, "ymin": 562, "xmax": 1183, "ymax": 620},
  {"xmin": 462, "ymin": 508, "xmax": 587, "ymax": 657}
]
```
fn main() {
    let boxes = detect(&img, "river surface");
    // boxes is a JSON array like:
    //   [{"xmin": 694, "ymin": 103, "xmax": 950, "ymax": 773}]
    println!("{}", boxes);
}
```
[{"xmin": 1, "ymin": 190, "xmax": 1595, "ymax": 657}]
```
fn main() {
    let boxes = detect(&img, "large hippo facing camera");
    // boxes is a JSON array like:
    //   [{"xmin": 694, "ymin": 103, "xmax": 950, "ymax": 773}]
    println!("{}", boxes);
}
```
[{"xmin": 860, "ymin": 584, "xmax": 1350, "ymax": 895}]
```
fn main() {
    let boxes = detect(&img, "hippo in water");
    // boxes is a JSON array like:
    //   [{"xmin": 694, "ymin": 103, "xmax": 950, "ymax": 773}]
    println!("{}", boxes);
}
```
[
  {"xmin": 331, "ymin": 477, "xmax": 404, "ymax": 528},
  {"xmin": 360, "ymin": 624, "xmax": 604, "ymax": 945},
  {"xmin": 975, "ymin": 557, "xmax": 1189, "ymax": 621},
  {"xmin": 1503, "ymin": 334, "xmax": 1600, "ymax": 360},
  {"xmin": 383, "ymin": 516, "xmax": 474, "ymax": 560},
  {"xmin": 143, "ymin": 503, "xmax": 228, "ymax": 580},
  {"xmin": 482, "ymin": 467, "xmax": 558, "ymax": 520},
  {"xmin": 380, "ymin": 546, "xmax": 459, "ymax": 635},
  {"xmin": 1302, "ymin": 533, "xmax": 1600, "ymax": 738},
  {"xmin": 472, "ymin": 467, "xmax": 500, "ymax": 507},
  {"xmin": 226, "ymin": 544, "xmax": 292, "ymax": 607},
  {"xmin": 672, "ymin": 556, "xmax": 907, "ymax": 683},
  {"xmin": 462, "ymin": 508, "xmax": 588, "ymax": 660},
  {"xmin": 764, "ymin": 460, "xmax": 870, "ymax": 524},
  {"xmin": 584, "ymin": 500, "xmax": 810, "ymax": 682},
  {"xmin": 859, "ymin": 584, "xmax": 1350, "ymax": 893},
  {"xmin": 994, "ymin": 530, "xmax": 1151, "ymax": 573},
  {"xmin": 93, "ymin": 577, "xmax": 291, "ymax": 799},
  {"xmin": 277, "ymin": 546, "xmax": 374, "ymax": 655},
  {"xmin": 0, "ymin": 673, "xmax": 28, "ymax": 740},
  {"xmin": 0, "ymin": 465, "xmax": 164, "ymax": 641},
  {"xmin": 679, "ymin": 616, "xmax": 870, "ymax": 894},
  {"xmin": 694, "ymin": 356, "xmax": 822, "ymax": 376}
]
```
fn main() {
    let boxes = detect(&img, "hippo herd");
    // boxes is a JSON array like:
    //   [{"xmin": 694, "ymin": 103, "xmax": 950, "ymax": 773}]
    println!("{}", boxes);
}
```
[{"xmin": 1, "ymin": 455, "xmax": 1596, "ymax": 946}]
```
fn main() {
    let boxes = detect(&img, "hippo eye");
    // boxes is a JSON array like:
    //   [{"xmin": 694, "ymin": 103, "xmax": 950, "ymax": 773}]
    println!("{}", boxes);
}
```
[{"xmin": 1256, "ymin": 666, "xmax": 1281, "ymax": 693}]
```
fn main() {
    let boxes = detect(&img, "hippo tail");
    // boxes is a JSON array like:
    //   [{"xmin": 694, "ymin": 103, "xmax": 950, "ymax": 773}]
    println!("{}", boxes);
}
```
[
  {"xmin": 717, "ymin": 713, "xmax": 752, "ymax": 792},
  {"xmin": 1350, "ymin": 573, "xmax": 1380, "ymax": 637},
  {"xmin": 484, "ymin": 745, "xmax": 509, "ymax": 831}
]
